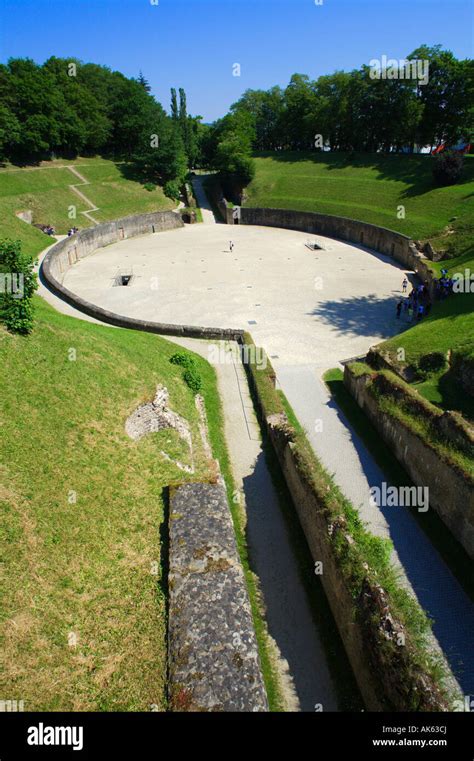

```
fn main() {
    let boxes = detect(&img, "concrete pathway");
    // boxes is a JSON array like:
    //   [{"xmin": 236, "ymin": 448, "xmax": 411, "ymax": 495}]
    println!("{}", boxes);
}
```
[
  {"xmin": 191, "ymin": 175, "xmax": 217, "ymax": 224},
  {"xmin": 165, "ymin": 337, "xmax": 345, "ymax": 712},
  {"xmin": 277, "ymin": 364, "xmax": 474, "ymax": 696}
]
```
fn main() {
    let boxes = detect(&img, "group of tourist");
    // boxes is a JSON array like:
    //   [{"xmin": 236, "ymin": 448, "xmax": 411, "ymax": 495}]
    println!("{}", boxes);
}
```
[
  {"xmin": 396, "ymin": 278, "xmax": 432, "ymax": 322},
  {"xmin": 36, "ymin": 223, "xmax": 56, "ymax": 236},
  {"xmin": 396, "ymin": 267, "xmax": 458, "ymax": 323},
  {"xmin": 433, "ymin": 269, "xmax": 456, "ymax": 300},
  {"xmin": 67, "ymin": 227, "xmax": 79, "ymax": 237}
]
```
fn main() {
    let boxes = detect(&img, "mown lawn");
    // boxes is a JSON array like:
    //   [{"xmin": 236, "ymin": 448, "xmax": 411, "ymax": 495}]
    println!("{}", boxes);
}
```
[
  {"xmin": 74, "ymin": 161, "xmax": 173, "ymax": 224},
  {"xmin": 0, "ymin": 166, "xmax": 85, "ymax": 259},
  {"xmin": 245, "ymin": 151, "xmax": 474, "ymax": 249},
  {"xmin": 0, "ymin": 158, "xmax": 174, "ymax": 260},
  {"xmin": 378, "ymin": 293, "xmax": 474, "ymax": 420},
  {"xmin": 0, "ymin": 297, "xmax": 223, "ymax": 711}
]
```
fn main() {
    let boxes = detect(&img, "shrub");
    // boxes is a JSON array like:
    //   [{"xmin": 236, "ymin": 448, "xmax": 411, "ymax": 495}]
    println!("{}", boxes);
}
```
[
  {"xmin": 164, "ymin": 179, "xmax": 181, "ymax": 200},
  {"xmin": 183, "ymin": 368, "xmax": 202, "ymax": 393},
  {"xmin": 169, "ymin": 351, "xmax": 195, "ymax": 369},
  {"xmin": 432, "ymin": 151, "xmax": 464, "ymax": 186},
  {"xmin": 0, "ymin": 238, "xmax": 38, "ymax": 334},
  {"xmin": 418, "ymin": 352, "xmax": 448, "ymax": 376},
  {"xmin": 143, "ymin": 182, "xmax": 156, "ymax": 192}
]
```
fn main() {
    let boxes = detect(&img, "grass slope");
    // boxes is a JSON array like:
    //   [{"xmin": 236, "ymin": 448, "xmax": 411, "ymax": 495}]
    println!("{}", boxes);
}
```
[
  {"xmin": 0, "ymin": 158, "xmax": 174, "ymax": 260},
  {"xmin": 245, "ymin": 151, "xmax": 474, "ymax": 254},
  {"xmin": 0, "ymin": 297, "xmax": 223, "ymax": 711},
  {"xmin": 379, "ymin": 293, "xmax": 474, "ymax": 420}
]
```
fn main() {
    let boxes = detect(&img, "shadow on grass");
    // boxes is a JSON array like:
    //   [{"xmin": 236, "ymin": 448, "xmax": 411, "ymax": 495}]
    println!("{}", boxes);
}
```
[
  {"xmin": 117, "ymin": 160, "xmax": 157, "ymax": 186},
  {"xmin": 254, "ymin": 150, "xmax": 474, "ymax": 197},
  {"xmin": 158, "ymin": 486, "xmax": 170, "ymax": 618},
  {"xmin": 416, "ymin": 368, "xmax": 474, "ymax": 422}
]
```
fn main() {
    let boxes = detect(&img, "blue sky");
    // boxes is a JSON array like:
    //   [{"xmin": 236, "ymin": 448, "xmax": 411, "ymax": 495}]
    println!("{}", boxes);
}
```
[{"xmin": 0, "ymin": 0, "xmax": 472, "ymax": 121}]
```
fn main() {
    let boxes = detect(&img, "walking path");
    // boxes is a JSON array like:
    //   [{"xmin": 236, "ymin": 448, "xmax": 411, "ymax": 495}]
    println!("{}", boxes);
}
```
[
  {"xmin": 65, "ymin": 166, "xmax": 101, "ymax": 225},
  {"xmin": 170, "ymin": 337, "xmax": 345, "ymax": 712},
  {"xmin": 191, "ymin": 175, "xmax": 217, "ymax": 224},
  {"xmin": 277, "ymin": 364, "xmax": 474, "ymax": 696}
]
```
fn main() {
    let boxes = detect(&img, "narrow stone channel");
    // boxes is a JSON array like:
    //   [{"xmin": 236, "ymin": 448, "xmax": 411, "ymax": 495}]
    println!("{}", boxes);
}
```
[{"xmin": 172, "ymin": 336, "xmax": 362, "ymax": 712}]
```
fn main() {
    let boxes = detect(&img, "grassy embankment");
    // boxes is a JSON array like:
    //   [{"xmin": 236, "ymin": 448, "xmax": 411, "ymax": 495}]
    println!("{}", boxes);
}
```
[
  {"xmin": 378, "ymin": 293, "xmax": 474, "ymax": 421},
  {"xmin": 0, "ymin": 297, "xmax": 280, "ymax": 710},
  {"xmin": 0, "ymin": 157, "xmax": 174, "ymax": 260},
  {"xmin": 245, "ymin": 151, "xmax": 474, "ymax": 257}
]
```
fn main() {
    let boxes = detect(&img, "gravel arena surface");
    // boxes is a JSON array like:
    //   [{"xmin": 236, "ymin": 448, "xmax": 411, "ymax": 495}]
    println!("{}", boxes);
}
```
[{"xmin": 62, "ymin": 223, "xmax": 408, "ymax": 368}]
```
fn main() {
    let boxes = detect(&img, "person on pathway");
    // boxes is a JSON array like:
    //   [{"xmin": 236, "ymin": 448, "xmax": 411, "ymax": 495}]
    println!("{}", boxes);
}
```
[
  {"xmin": 396, "ymin": 300, "xmax": 403, "ymax": 319},
  {"xmin": 229, "ymin": 241, "xmax": 234, "ymax": 252},
  {"xmin": 402, "ymin": 277, "xmax": 408, "ymax": 292}
]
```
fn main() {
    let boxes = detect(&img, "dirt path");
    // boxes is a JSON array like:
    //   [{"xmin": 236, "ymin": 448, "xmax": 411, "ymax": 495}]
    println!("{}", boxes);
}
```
[{"xmin": 64, "ymin": 166, "xmax": 100, "ymax": 225}]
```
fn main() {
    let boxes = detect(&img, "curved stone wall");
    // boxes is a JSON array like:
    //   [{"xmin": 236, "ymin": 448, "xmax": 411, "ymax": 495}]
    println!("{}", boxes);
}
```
[
  {"xmin": 41, "ymin": 210, "xmax": 244, "ymax": 341},
  {"xmin": 241, "ymin": 207, "xmax": 434, "ymax": 285}
]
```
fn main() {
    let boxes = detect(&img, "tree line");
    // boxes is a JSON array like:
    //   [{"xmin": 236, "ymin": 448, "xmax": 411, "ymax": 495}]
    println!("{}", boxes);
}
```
[
  {"xmin": 0, "ymin": 46, "xmax": 471, "ymax": 196},
  {"xmin": 0, "ymin": 57, "xmax": 206, "ymax": 197},
  {"xmin": 202, "ymin": 45, "xmax": 473, "ymax": 191}
]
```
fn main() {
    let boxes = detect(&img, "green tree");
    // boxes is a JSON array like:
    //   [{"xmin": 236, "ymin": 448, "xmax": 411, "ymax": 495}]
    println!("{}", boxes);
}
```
[
  {"xmin": 409, "ymin": 45, "xmax": 472, "ymax": 149},
  {"xmin": 0, "ymin": 103, "xmax": 21, "ymax": 161},
  {"xmin": 282, "ymin": 74, "xmax": 317, "ymax": 149},
  {"xmin": 230, "ymin": 86, "xmax": 285, "ymax": 150},
  {"xmin": 137, "ymin": 71, "xmax": 151, "ymax": 93},
  {"xmin": 0, "ymin": 239, "xmax": 38, "ymax": 334},
  {"xmin": 170, "ymin": 88, "xmax": 178, "ymax": 121}
]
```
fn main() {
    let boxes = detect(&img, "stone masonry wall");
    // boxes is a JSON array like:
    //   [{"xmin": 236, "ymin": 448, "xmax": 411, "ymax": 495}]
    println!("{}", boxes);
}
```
[
  {"xmin": 344, "ymin": 365, "xmax": 474, "ymax": 559},
  {"xmin": 168, "ymin": 481, "xmax": 268, "ymax": 712},
  {"xmin": 41, "ymin": 211, "xmax": 244, "ymax": 341},
  {"xmin": 240, "ymin": 207, "xmax": 434, "ymax": 287}
]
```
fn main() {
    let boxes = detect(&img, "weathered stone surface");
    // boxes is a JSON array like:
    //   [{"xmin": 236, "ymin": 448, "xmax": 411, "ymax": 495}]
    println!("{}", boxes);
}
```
[
  {"xmin": 168, "ymin": 482, "xmax": 268, "ymax": 712},
  {"xmin": 344, "ymin": 364, "xmax": 474, "ymax": 559},
  {"xmin": 125, "ymin": 385, "xmax": 195, "ymax": 473},
  {"xmin": 125, "ymin": 385, "xmax": 191, "ymax": 445}
]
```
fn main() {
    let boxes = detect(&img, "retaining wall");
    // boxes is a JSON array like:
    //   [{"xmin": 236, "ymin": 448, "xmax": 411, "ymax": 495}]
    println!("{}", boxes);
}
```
[
  {"xmin": 240, "ymin": 207, "xmax": 435, "ymax": 287},
  {"xmin": 242, "ymin": 337, "xmax": 449, "ymax": 712},
  {"xmin": 344, "ymin": 364, "xmax": 474, "ymax": 559},
  {"xmin": 168, "ymin": 481, "xmax": 268, "ymax": 712},
  {"xmin": 44, "ymin": 210, "xmax": 182, "ymax": 282},
  {"xmin": 41, "ymin": 211, "xmax": 244, "ymax": 341},
  {"xmin": 205, "ymin": 177, "xmax": 235, "ymax": 224}
]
